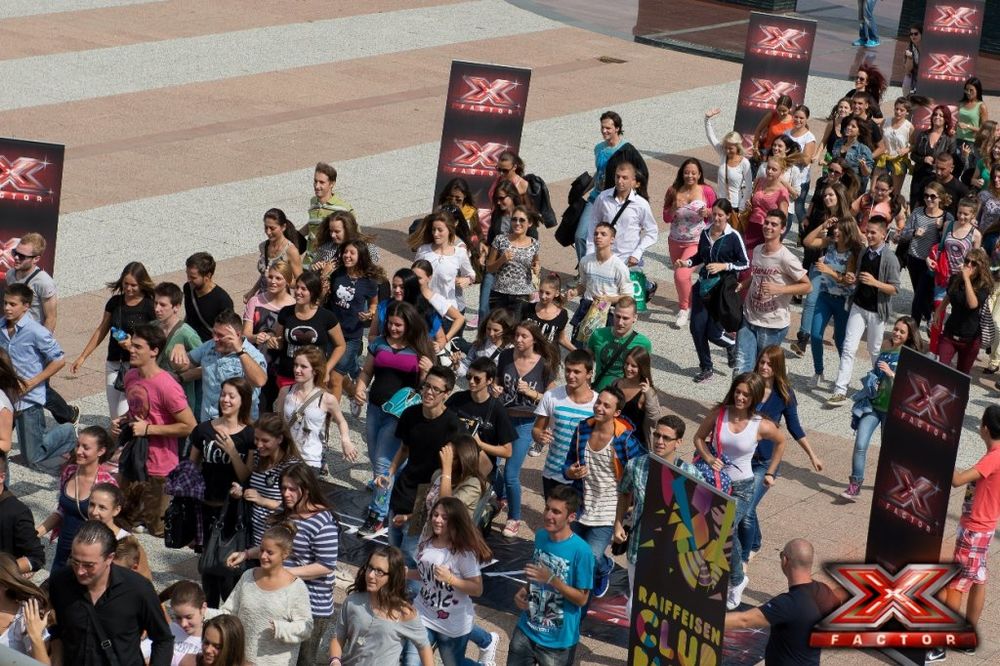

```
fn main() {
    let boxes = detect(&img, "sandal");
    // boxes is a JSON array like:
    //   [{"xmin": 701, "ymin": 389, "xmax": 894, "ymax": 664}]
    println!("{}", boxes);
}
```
[{"xmin": 502, "ymin": 519, "xmax": 521, "ymax": 538}]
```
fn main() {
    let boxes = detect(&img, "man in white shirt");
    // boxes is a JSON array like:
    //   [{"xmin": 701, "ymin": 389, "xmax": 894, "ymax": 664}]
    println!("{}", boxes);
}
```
[{"xmin": 586, "ymin": 161, "xmax": 659, "ymax": 296}]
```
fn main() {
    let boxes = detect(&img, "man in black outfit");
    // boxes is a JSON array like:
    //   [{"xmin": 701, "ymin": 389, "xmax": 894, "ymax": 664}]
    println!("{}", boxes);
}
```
[
  {"xmin": 183, "ymin": 252, "xmax": 234, "ymax": 341},
  {"xmin": 934, "ymin": 153, "xmax": 970, "ymax": 218},
  {"xmin": 48, "ymin": 521, "xmax": 172, "ymax": 666},
  {"xmin": 0, "ymin": 454, "xmax": 45, "ymax": 573},
  {"xmin": 446, "ymin": 357, "xmax": 515, "ymax": 479},
  {"xmin": 725, "ymin": 538, "xmax": 843, "ymax": 665}
]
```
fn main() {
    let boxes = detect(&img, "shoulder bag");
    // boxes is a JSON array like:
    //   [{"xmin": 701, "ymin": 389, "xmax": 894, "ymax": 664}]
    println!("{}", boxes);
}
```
[
  {"xmin": 117, "ymin": 426, "xmax": 149, "ymax": 483},
  {"xmin": 691, "ymin": 409, "xmax": 733, "ymax": 494},
  {"xmin": 382, "ymin": 387, "xmax": 421, "ymax": 418},
  {"xmin": 199, "ymin": 495, "xmax": 249, "ymax": 577},
  {"xmin": 592, "ymin": 330, "xmax": 638, "ymax": 387},
  {"xmin": 187, "ymin": 285, "xmax": 213, "ymax": 334},
  {"xmin": 287, "ymin": 388, "xmax": 323, "ymax": 435},
  {"xmin": 111, "ymin": 305, "xmax": 131, "ymax": 392},
  {"xmin": 81, "ymin": 600, "xmax": 123, "ymax": 666}
]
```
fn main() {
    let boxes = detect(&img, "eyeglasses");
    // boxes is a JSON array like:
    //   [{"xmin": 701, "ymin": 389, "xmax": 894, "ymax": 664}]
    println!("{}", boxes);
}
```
[
  {"xmin": 11, "ymin": 250, "xmax": 37, "ymax": 261},
  {"xmin": 365, "ymin": 564, "xmax": 389, "ymax": 578},
  {"xmin": 69, "ymin": 558, "xmax": 103, "ymax": 572},
  {"xmin": 910, "ymin": 31, "xmax": 920, "ymax": 36},
  {"xmin": 420, "ymin": 382, "xmax": 448, "ymax": 395}
]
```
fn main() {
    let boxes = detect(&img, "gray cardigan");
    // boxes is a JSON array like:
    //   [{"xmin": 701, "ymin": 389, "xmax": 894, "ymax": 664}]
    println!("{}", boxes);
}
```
[{"xmin": 848, "ymin": 244, "xmax": 900, "ymax": 323}]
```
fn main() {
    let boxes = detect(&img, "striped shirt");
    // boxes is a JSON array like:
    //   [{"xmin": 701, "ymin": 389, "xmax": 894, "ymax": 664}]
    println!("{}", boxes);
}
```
[
  {"xmin": 287, "ymin": 511, "xmax": 339, "ymax": 617},
  {"xmin": 534, "ymin": 387, "xmax": 597, "ymax": 484},
  {"xmin": 247, "ymin": 456, "xmax": 302, "ymax": 546},
  {"xmin": 902, "ymin": 207, "xmax": 949, "ymax": 260}
]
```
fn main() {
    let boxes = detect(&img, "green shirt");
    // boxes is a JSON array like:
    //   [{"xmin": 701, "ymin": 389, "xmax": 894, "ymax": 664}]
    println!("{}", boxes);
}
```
[
  {"xmin": 588, "ymin": 326, "xmax": 652, "ymax": 391},
  {"xmin": 159, "ymin": 322, "xmax": 203, "ymax": 412},
  {"xmin": 305, "ymin": 194, "xmax": 354, "ymax": 266}
]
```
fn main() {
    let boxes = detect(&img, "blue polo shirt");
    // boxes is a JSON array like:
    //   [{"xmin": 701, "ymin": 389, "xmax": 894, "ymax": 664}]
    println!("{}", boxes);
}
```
[{"xmin": 0, "ymin": 316, "xmax": 64, "ymax": 408}]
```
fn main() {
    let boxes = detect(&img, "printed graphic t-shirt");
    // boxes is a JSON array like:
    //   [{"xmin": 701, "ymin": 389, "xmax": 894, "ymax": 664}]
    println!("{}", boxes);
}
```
[{"xmin": 517, "ymin": 529, "xmax": 593, "ymax": 649}]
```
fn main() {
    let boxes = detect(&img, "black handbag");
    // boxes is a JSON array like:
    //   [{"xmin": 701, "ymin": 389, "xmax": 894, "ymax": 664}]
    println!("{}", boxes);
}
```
[
  {"xmin": 163, "ymin": 496, "xmax": 199, "ymax": 549},
  {"xmin": 117, "ymin": 426, "xmax": 148, "ymax": 482},
  {"xmin": 199, "ymin": 496, "xmax": 248, "ymax": 577},
  {"xmin": 709, "ymin": 273, "xmax": 743, "ymax": 332}
]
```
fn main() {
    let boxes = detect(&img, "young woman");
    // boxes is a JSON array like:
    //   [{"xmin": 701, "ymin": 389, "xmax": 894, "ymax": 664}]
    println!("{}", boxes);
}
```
[
  {"xmin": 495, "ymin": 321, "xmax": 558, "ymax": 537},
  {"xmin": 243, "ymin": 261, "xmax": 296, "ymax": 353},
  {"xmin": 520, "ymin": 273, "xmax": 574, "ymax": 352},
  {"xmin": 611, "ymin": 347, "xmax": 662, "ymax": 447},
  {"xmin": 308, "ymin": 210, "xmax": 381, "ymax": 278},
  {"xmin": 663, "ymin": 158, "xmax": 717, "ymax": 328},
  {"xmin": 276, "ymin": 346, "xmax": 354, "ymax": 471},
  {"xmin": 480, "ymin": 181, "xmax": 529, "ymax": 318},
  {"xmin": 756, "ymin": 136, "xmax": 807, "ymax": 230},
  {"xmin": 902, "ymin": 25, "xmax": 921, "ymax": 94},
  {"xmin": 744, "ymin": 157, "xmax": 791, "ymax": 256},
  {"xmin": 845, "ymin": 65, "xmax": 887, "ymax": 115},
  {"xmin": 87, "ymin": 483, "xmax": 152, "ymax": 580},
  {"xmin": 456, "ymin": 307, "xmax": 515, "ymax": 378},
  {"xmin": 411, "ymin": 260, "xmax": 465, "ymax": 351},
  {"xmin": 245, "ymin": 209, "xmax": 303, "ymax": 303},
  {"xmin": 355, "ymin": 301, "xmax": 435, "ymax": 534},
  {"xmin": 371, "ymin": 268, "xmax": 446, "ymax": 347},
  {"xmin": 329, "ymin": 546, "xmax": 433, "ymax": 666},
  {"xmin": 268, "ymin": 270, "xmax": 346, "ymax": 389},
  {"xmin": 821, "ymin": 98, "xmax": 853, "ymax": 164},
  {"xmin": 229, "ymin": 464, "xmax": 339, "ymax": 666},
  {"xmin": 693, "ymin": 373, "xmax": 785, "ymax": 610},
  {"xmin": 801, "ymin": 161, "xmax": 858, "ymax": 273},
  {"xmin": 785, "ymin": 104, "xmax": 819, "ymax": 225},
  {"xmin": 980, "ymin": 164, "xmax": 1000, "ymax": 231},
  {"xmin": 685, "ymin": 199, "xmax": 749, "ymax": 382},
  {"xmin": 220, "ymin": 523, "xmax": 313, "ymax": 666},
  {"xmin": 35, "ymin": 426, "xmax": 116, "ymax": 571},
  {"xmin": 412, "ymin": 210, "xmax": 477, "ymax": 317},
  {"xmin": 832, "ymin": 116, "xmax": 874, "ymax": 191},
  {"xmin": 900, "ymin": 181, "xmax": 953, "ymax": 327},
  {"xmin": 419, "ymin": 438, "xmax": 489, "ymax": 538},
  {"xmin": 971, "ymin": 136, "xmax": 1000, "ymax": 192},
  {"xmin": 231, "ymin": 413, "xmax": 303, "ymax": 546},
  {"xmin": 740, "ymin": 347, "xmax": 823, "ymax": 564},
  {"xmin": 876, "ymin": 98, "xmax": 915, "ymax": 196},
  {"xmin": 910, "ymin": 105, "xmax": 957, "ymax": 207},
  {"xmin": 0, "ymin": 553, "xmax": 49, "ymax": 663},
  {"xmin": 180, "ymin": 614, "xmax": 248, "ymax": 666},
  {"xmin": 704, "ymin": 109, "xmax": 753, "ymax": 209},
  {"xmin": 327, "ymin": 240, "xmax": 383, "ymax": 398},
  {"xmin": 930, "ymin": 196, "xmax": 983, "ymax": 309},
  {"xmin": 436, "ymin": 178, "xmax": 479, "ymax": 249},
  {"xmin": 71, "ymin": 262, "xmax": 156, "ymax": 417},
  {"xmin": 841, "ymin": 317, "xmax": 924, "ymax": 500},
  {"xmin": 956, "ymin": 77, "xmax": 988, "ymax": 148},
  {"xmin": 159, "ymin": 581, "xmax": 216, "ymax": 665},
  {"xmin": 751, "ymin": 95, "xmax": 795, "ymax": 162},
  {"xmin": 851, "ymin": 173, "xmax": 908, "ymax": 239},
  {"xmin": 800, "ymin": 216, "xmax": 864, "ymax": 383},
  {"xmin": 484, "ymin": 205, "xmax": 540, "ymax": 313},
  {"xmin": 410, "ymin": 497, "xmax": 491, "ymax": 666},
  {"xmin": 936, "ymin": 248, "xmax": 993, "ymax": 374}
]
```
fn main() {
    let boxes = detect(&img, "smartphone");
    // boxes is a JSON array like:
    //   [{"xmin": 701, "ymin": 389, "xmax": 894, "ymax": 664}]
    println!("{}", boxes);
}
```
[{"xmin": 110, "ymin": 327, "xmax": 128, "ymax": 342}]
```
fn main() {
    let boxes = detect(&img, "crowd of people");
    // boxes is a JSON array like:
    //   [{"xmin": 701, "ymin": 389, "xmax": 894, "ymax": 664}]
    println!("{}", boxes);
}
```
[{"xmin": 0, "ymin": 37, "xmax": 998, "ymax": 666}]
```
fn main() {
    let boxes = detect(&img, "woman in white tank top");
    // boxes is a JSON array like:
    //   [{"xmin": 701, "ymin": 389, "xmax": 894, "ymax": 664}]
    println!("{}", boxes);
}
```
[
  {"xmin": 276, "ymin": 346, "xmax": 356, "ymax": 472},
  {"xmin": 693, "ymin": 372, "xmax": 785, "ymax": 611}
]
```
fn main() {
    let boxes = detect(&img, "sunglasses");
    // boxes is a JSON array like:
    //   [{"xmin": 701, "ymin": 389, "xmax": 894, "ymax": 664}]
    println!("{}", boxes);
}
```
[
  {"xmin": 924, "ymin": 193, "xmax": 939, "ymax": 199},
  {"xmin": 496, "ymin": 167, "xmax": 512, "ymax": 174},
  {"xmin": 910, "ymin": 32, "xmax": 920, "ymax": 36},
  {"xmin": 11, "ymin": 250, "xmax": 37, "ymax": 261}
]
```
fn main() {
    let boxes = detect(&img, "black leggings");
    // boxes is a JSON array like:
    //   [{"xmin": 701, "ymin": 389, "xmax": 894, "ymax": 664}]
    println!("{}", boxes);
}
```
[{"xmin": 906, "ymin": 255, "xmax": 935, "ymax": 328}]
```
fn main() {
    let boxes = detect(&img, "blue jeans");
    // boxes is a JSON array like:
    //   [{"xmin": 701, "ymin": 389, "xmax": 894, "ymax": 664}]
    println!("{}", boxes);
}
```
[
  {"xmin": 478, "ymin": 272, "xmax": 496, "ymax": 321},
  {"xmin": 468, "ymin": 625, "xmax": 491, "ymax": 650},
  {"xmin": 796, "ymin": 270, "xmax": 823, "ymax": 338},
  {"xmin": 810, "ymin": 291, "xmax": 850, "ymax": 375},
  {"xmin": 493, "ymin": 416, "xmax": 534, "ymax": 521},
  {"xmin": 851, "ymin": 411, "xmax": 886, "ymax": 484},
  {"xmin": 859, "ymin": 0, "xmax": 879, "ymax": 41},
  {"xmin": 365, "ymin": 406, "xmax": 400, "ymax": 519},
  {"xmin": 388, "ymin": 518, "xmax": 420, "ymax": 570},
  {"xmin": 794, "ymin": 182, "xmax": 810, "ymax": 235},
  {"xmin": 427, "ymin": 628, "xmax": 478, "ymax": 666},
  {"xmin": 571, "ymin": 522, "xmax": 614, "ymax": 581},
  {"xmin": 690, "ymin": 289, "xmax": 733, "ymax": 372},
  {"xmin": 574, "ymin": 201, "xmax": 596, "ymax": 261},
  {"xmin": 738, "ymin": 459, "xmax": 771, "ymax": 561},
  {"xmin": 16, "ymin": 406, "xmax": 76, "ymax": 470},
  {"xmin": 507, "ymin": 626, "xmax": 574, "ymax": 666},
  {"xmin": 729, "ymin": 478, "xmax": 755, "ymax": 585},
  {"xmin": 735, "ymin": 322, "xmax": 789, "ymax": 374}
]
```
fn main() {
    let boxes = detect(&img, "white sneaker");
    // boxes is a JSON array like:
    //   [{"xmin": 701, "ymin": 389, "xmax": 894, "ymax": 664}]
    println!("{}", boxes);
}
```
[
  {"xmin": 727, "ymin": 576, "xmax": 749, "ymax": 610},
  {"xmin": 812, "ymin": 373, "xmax": 824, "ymax": 388},
  {"xmin": 479, "ymin": 631, "xmax": 500, "ymax": 666},
  {"xmin": 674, "ymin": 309, "xmax": 690, "ymax": 329},
  {"xmin": 527, "ymin": 441, "xmax": 544, "ymax": 457}
]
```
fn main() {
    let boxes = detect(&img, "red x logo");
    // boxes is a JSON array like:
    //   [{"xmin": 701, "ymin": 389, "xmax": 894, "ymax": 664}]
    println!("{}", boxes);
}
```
[
  {"xmin": 0, "ymin": 156, "xmax": 48, "ymax": 195},
  {"xmin": 932, "ymin": 6, "xmax": 978, "ymax": 31},
  {"xmin": 900, "ymin": 375, "xmax": 956, "ymax": 428},
  {"xmin": 756, "ymin": 26, "xmax": 808, "ymax": 54},
  {"xmin": 747, "ymin": 78, "xmax": 798, "ymax": 105},
  {"xmin": 821, "ymin": 564, "xmax": 962, "ymax": 630},
  {"xmin": 458, "ymin": 76, "xmax": 520, "ymax": 109},
  {"xmin": 447, "ymin": 139, "xmax": 508, "ymax": 174},
  {"xmin": 886, "ymin": 463, "xmax": 940, "ymax": 521},
  {"xmin": 926, "ymin": 53, "xmax": 971, "ymax": 78}
]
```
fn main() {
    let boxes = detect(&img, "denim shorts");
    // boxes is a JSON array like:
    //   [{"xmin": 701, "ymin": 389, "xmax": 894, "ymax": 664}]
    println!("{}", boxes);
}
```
[{"xmin": 334, "ymin": 337, "xmax": 363, "ymax": 379}]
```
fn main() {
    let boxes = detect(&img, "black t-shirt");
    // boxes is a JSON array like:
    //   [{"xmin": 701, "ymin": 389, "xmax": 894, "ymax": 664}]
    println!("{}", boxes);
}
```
[
  {"xmin": 277, "ymin": 305, "xmax": 341, "ymax": 377},
  {"xmin": 446, "ymin": 391, "xmax": 516, "ymax": 466},
  {"xmin": 940, "ymin": 177, "xmax": 970, "ymax": 217},
  {"xmin": 497, "ymin": 349, "xmax": 551, "ymax": 414},
  {"xmin": 190, "ymin": 421, "xmax": 255, "ymax": 503},
  {"xmin": 390, "ymin": 406, "xmax": 462, "ymax": 515},
  {"xmin": 104, "ymin": 295, "xmax": 155, "ymax": 363},
  {"xmin": 326, "ymin": 271, "xmax": 379, "ymax": 340},
  {"xmin": 760, "ymin": 581, "xmax": 840, "ymax": 666},
  {"xmin": 519, "ymin": 302, "xmax": 568, "ymax": 346},
  {"xmin": 853, "ymin": 249, "xmax": 882, "ymax": 313},
  {"xmin": 945, "ymin": 281, "xmax": 988, "ymax": 341},
  {"xmin": 183, "ymin": 283, "xmax": 234, "ymax": 341}
]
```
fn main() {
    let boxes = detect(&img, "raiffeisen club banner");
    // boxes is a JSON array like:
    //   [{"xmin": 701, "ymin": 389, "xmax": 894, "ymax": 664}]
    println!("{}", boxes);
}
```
[
  {"xmin": 0, "ymin": 138, "xmax": 64, "ymax": 275},
  {"xmin": 628, "ymin": 456, "xmax": 734, "ymax": 665},
  {"xmin": 916, "ymin": 0, "xmax": 986, "ymax": 105},
  {"xmin": 433, "ymin": 61, "xmax": 531, "ymax": 207},
  {"xmin": 733, "ymin": 13, "xmax": 816, "ymax": 151}
]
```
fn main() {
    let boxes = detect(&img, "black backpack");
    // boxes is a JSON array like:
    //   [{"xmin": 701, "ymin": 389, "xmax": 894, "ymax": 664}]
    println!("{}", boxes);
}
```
[
  {"xmin": 554, "ymin": 171, "xmax": 594, "ymax": 247},
  {"xmin": 524, "ymin": 173, "xmax": 557, "ymax": 229}
]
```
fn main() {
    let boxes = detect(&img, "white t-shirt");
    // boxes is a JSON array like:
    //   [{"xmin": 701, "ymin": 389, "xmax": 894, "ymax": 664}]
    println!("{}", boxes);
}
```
[
  {"xmin": 578, "ymin": 253, "xmax": 631, "ymax": 300},
  {"xmin": 414, "ymin": 541, "xmax": 481, "ymax": 637},
  {"xmin": 5, "ymin": 268, "xmax": 56, "ymax": 327},
  {"xmin": 415, "ymin": 244, "xmax": 476, "ymax": 312},
  {"xmin": 579, "ymin": 440, "xmax": 618, "ymax": 527},
  {"xmin": 535, "ymin": 387, "xmax": 597, "ymax": 483},
  {"xmin": 745, "ymin": 245, "xmax": 807, "ymax": 329}
]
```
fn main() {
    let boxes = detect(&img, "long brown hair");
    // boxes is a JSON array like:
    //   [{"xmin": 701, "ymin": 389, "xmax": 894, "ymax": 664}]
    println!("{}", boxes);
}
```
[
  {"xmin": 291, "ymin": 345, "xmax": 329, "ymax": 390},
  {"xmin": 254, "ymin": 413, "xmax": 301, "ymax": 469},
  {"xmin": 200, "ymin": 614, "xmax": 247, "ymax": 666},
  {"xmin": 105, "ymin": 261, "xmax": 155, "ymax": 298},
  {"xmin": 449, "ymin": 435, "xmax": 488, "ymax": 495},
  {"xmin": 220, "ymin": 377, "xmax": 254, "ymax": 425},
  {"xmin": 383, "ymin": 301, "xmax": 436, "ymax": 361},
  {"xmin": 622, "ymin": 346, "xmax": 654, "ymax": 389},
  {"xmin": 950, "ymin": 248, "xmax": 994, "ymax": 296},
  {"xmin": 348, "ymin": 546, "xmax": 413, "ymax": 620},
  {"xmin": 756, "ymin": 345, "xmax": 793, "ymax": 406},
  {"xmin": 515, "ymin": 320, "xmax": 560, "ymax": 379},
  {"xmin": 273, "ymin": 463, "xmax": 334, "ymax": 524},
  {"xmin": 424, "ymin": 497, "xmax": 492, "ymax": 563},
  {"xmin": 0, "ymin": 552, "xmax": 47, "ymax": 612},
  {"xmin": 718, "ymin": 372, "xmax": 765, "ymax": 417}
]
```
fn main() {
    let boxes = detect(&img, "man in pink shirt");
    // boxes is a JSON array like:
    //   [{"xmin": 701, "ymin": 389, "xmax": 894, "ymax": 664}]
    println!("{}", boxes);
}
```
[{"xmin": 113, "ymin": 323, "xmax": 196, "ymax": 537}]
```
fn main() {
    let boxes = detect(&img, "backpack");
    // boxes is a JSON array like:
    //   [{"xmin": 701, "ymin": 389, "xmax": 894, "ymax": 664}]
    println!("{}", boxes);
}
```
[
  {"xmin": 524, "ymin": 173, "xmax": 557, "ymax": 228},
  {"xmin": 554, "ymin": 171, "xmax": 594, "ymax": 247}
]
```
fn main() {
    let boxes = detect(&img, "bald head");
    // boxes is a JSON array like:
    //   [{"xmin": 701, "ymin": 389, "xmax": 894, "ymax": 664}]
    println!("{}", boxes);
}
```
[{"xmin": 781, "ymin": 538, "xmax": 814, "ymax": 571}]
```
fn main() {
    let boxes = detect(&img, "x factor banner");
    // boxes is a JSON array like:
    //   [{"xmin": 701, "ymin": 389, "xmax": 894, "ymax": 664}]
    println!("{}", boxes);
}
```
[
  {"xmin": 916, "ymin": 0, "xmax": 986, "ymax": 105},
  {"xmin": 628, "ymin": 456, "xmax": 734, "ymax": 665},
  {"xmin": 0, "ymin": 138, "xmax": 64, "ymax": 275},
  {"xmin": 865, "ymin": 347, "xmax": 970, "ymax": 571},
  {"xmin": 433, "ymin": 61, "xmax": 531, "ymax": 207},
  {"xmin": 733, "ymin": 13, "xmax": 816, "ymax": 150}
]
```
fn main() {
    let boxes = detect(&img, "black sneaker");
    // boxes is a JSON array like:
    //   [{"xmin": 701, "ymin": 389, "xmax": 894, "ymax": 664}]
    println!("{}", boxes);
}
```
[
  {"xmin": 70, "ymin": 405, "xmax": 81, "ymax": 426},
  {"xmin": 694, "ymin": 369, "xmax": 714, "ymax": 383},
  {"xmin": 726, "ymin": 345, "xmax": 737, "ymax": 369},
  {"xmin": 358, "ymin": 511, "xmax": 384, "ymax": 537},
  {"xmin": 925, "ymin": 647, "xmax": 946, "ymax": 662},
  {"xmin": 646, "ymin": 281, "xmax": 658, "ymax": 300}
]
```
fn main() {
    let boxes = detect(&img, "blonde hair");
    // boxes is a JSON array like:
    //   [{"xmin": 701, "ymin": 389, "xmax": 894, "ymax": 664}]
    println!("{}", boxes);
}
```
[{"xmin": 722, "ymin": 131, "xmax": 745, "ymax": 156}]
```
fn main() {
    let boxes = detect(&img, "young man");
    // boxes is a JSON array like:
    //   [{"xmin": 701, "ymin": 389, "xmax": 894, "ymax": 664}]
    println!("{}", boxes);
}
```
[
  {"xmin": 376, "ymin": 366, "xmax": 461, "ymax": 555},
  {"xmin": 725, "ymin": 538, "xmax": 841, "ymax": 666},
  {"xmin": 48, "ymin": 521, "xmax": 173, "ymax": 666},
  {"xmin": 571, "ymin": 222, "xmax": 633, "ymax": 344},
  {"xmin": 615, "ymin": 415, "xmax": 696, "ymax": 614},
  {"xmin": 933, "ymin": 153, "xmax": 969, "ymax": 217},
  {"xmin": 510, "ymin": 485, "xmax": 593, "ymax": 666},
  {"xmin": 0, "ymin": 284, "xmax": 70, "ymax": 469},
  {"xmin": 112, "ymin": 323, "xmax": 196, "ymax": 536},
  {"xmin": 0, "ymin": 454, "xmax": 45, "ymax": 573},
  {"xmin": 828, "ymin": 216, "xmax": 900, "ymax": 405},
  {"xmin": 446, "ymin": 357, "xmax": 515, "ymax": 478},
  {"xmin": 588, "ymin": 296, "xmax": 652, "ymax": 391},
  {"xmin": 735, "ymin": 210, "xmax": 810, "ymax": 374},
  {"xmin": 563, "ymin": 386, "xmax": 643, "ymax": 598},
  {"xmin": 4, "ymin": 232, "xmax": 77, "ymax": 424},
  {"xmin": 154, "ymin": 281, "xmax": 202, "ymax": 413},
  {"xmin": 533, "ymin": 350, "xmax": 598, "ymax": 497},
  {"xmin": 176, "ymin": 310, "xmax": 267, "ymax": 421},
  {"xmin": 305, "ymin": 162, "xmax": 354, "ymax": 266},
  {"xmin": 586, "ymin": 161, "xmax": 659, "ymax": 297},
  {"xmin": 183, "ymin": 252, "xmax": 234, "ymax": 342},
  {"xmin": 852, "ymin": 0, "xmax": 880, "ymax": 47}
]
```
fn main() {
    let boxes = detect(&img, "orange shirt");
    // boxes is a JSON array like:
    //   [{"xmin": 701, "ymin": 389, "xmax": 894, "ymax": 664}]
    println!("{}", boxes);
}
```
[{"xmin": 764, "ymin": 116, "xmax": 795, "ymax": 150}]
